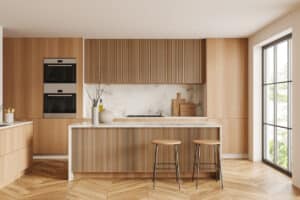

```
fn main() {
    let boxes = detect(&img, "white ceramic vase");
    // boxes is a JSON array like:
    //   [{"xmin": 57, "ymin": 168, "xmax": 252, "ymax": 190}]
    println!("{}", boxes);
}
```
[{"xmin": 91, "ymin": 106, "xmax": 99, "ymax": 125}]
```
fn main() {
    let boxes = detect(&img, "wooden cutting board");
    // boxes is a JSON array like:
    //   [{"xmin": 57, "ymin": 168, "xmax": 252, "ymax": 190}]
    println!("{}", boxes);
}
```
[
  {"xmin": 179, "ymin": 103, "xmax": 196, "ymax": 116},
  {"xmin": 171, "ymin": 93, "xmax": 185, "ymax": 116}
]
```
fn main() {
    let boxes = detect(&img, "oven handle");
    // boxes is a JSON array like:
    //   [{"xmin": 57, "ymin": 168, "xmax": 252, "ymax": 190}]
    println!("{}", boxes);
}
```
[
  {"xmin": 46, "ymin": 64, "xmax": 74, "ymax": 67},
  {"xmin": 46, "ymin": 94, "xmax": 73, "ymax": 97}
]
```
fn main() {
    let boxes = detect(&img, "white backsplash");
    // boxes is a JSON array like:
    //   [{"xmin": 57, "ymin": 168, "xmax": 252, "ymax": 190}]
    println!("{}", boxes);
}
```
[{"xmin": 83, "ymin": 84, "xmax": 205, "ymax": 118}]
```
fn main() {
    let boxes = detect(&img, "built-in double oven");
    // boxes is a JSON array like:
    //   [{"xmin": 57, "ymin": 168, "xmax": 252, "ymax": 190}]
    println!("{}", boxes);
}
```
[{"xmin": 43, "ymin": 58, "xmax": 77, "ymax": 118}]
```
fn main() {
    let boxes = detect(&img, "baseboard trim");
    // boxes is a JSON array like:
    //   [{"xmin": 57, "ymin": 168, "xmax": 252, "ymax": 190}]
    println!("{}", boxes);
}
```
[
  {"xmin": 33, "ymin": 154, "xmax": 248, "ymax": 160},
  {"xmin": 33, "ymin": 155, "xmax": 68, "ymax": 160},
  {"xmin": 223, "ymin": 154, "xmax": 248, "ymax": 159}
]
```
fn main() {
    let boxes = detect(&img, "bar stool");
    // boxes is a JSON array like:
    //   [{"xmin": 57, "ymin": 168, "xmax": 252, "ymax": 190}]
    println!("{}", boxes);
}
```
[
  {"xmin": 192, "ymin": 139, "xmax": 223, "ymax": 189},
  {"xmin": 152, "ymin": 139, "xmax": 182, "ymax": 190}
]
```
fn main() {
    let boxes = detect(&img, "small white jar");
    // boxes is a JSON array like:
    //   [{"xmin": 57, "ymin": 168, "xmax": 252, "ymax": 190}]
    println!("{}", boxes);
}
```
[{"xmin": 5, "ymin": 113, "xmax": 14, "ymax": 124}]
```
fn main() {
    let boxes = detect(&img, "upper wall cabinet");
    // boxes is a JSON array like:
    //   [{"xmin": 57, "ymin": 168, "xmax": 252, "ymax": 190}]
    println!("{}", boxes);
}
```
[{"xmin": 84, "ymin": 39, "xmax": 205, "ymax": 84}]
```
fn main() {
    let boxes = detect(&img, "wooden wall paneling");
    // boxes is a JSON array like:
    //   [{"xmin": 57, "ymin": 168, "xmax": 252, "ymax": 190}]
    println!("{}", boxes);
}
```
[
  {"xmin": 206, "ymin": 38, "xmax": 248, "ymax": 154},
  {"xmin": 139, "ymin": 40, "xmax": 151, "ymax": 83},
  {"xmin": 3, "ymin": 39, "xmax": 26, "ymax": 120},
  {"xmin": 29, "ymin": 39, "xmax": 45, "ymax": 119},
  {"xmin": 221, "ymin": 118, "xmax": 248, "ymax": 154},
  {"xmin": 150, "ymin": 40, "xmax": 168, "ymax": 83},
  {"xmin": 183, "ymin": 40, "xmax": 201, "ymax": 84},
  {"xmin": 206, "ymin": 39, "xmax": 248, "ymax": 119}
]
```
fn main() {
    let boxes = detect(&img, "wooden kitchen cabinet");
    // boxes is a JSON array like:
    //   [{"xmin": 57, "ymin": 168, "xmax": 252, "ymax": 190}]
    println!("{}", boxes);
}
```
[
  {"xmin": 72, "ymin": 127, "xmax": 219, "ymax": 173},
  {"xmin": 183, "ymin": 40, "xmax": 203, "ymax": 83},
  {"xmin": 4, "ymin": 38, "xmax": 84, "ymax": 155},
  {"xmin": 33, "ymin": 119, "xmax": 85, "ymax": 155},
  {"xmin": 139, "ymin": 40, "xmax": 151, "ymax": 83},
  {"xmin": 3, "ymin": 38, "xmax": 83, "ymax": 119},
  {"xmin": 35, "ymin": 119, "xmax": 70, "ymax": 155},
  {"xmin": 0, "ymin": 123, "xmax": 33, "ymax": 188},
  {"xmin": 150, "ymin": 40, "xmax": 168, "ymax": 83},
  {"xmin": 206, "ymin": 38, "xmax": 248, "ymax": 154},
  {"xmin": 85, "ymin": 39, "xmax": 100, "ymax": 83},
  {"xmin": 100, "ymin": 40, "xmax": 117, "ymax": 83},
  {"xmin": 126, "ymin": 40, "xmax": 140, "ymax": 83},
  {"xmin": 84, "ymin": 39, "xmax": 205, "ymax": 84}
]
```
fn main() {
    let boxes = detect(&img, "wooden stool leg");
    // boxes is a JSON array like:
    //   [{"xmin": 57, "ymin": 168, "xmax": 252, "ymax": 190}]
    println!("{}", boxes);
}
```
[
  {"xmin": 192, "ymin": 144, "xmax": 198, "ymax": 181},
  {"xmin": 152, "ymin": 144, "xmax": 159, "ymax": 189},
  {"xmin": 174, "ymin": 145, "xmax": 181, "ymax": 191},
  {"xmin": 196, "ymin": 144, "xmax": 201, "ymax": 189},
  {"xmin": 218, "ymin": 145, "xmax": 224, "ymax": 189}
]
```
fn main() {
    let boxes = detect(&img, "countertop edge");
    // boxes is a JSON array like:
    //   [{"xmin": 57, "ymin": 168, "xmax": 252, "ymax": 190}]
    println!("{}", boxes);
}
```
[
  {"xmin": 0, "ymin": 121, "xmax": 33, "ymax": 130},
  {"xmin": 69, "ymin": 123, "xmax": 222, "ymax": 129}
]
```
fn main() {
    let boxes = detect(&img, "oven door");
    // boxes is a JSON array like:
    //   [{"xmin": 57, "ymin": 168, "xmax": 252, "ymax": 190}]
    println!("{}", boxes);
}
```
[
  {"xmin": 44, "ymin": 94, "xmax": 76, "ymax": 118},
  {"xmin": 44, "ymin": 63, "xmax": 76, "ymax": 83}
]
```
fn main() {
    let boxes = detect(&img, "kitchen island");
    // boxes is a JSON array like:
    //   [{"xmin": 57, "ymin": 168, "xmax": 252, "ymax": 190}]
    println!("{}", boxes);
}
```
[{"xmin": 68, "ymin": 118, "xmax": 222, "ymax": 181}]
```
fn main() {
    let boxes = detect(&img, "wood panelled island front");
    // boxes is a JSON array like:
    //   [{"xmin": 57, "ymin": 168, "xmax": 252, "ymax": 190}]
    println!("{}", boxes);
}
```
[{"xmin": 68, "ymin": 122, "xmax": 221, "ymax": 181}]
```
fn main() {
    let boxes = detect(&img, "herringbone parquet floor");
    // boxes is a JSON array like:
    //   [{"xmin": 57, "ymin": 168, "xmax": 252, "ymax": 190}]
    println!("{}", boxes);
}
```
[{"xmin": 0, "ymin": 159, "xmax": 299, "ymax": 200}]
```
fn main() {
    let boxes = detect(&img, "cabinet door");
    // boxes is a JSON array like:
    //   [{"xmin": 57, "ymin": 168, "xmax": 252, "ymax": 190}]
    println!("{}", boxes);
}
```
[
  {"xmin": 167, "ymin": 40, "xmax": 184, "ymax": 83},
  {"xmin": 183, "ymin": 40, "xmax": 202, "ymax": 83},
  {"xmin": 100, "ymin": 40, "xmax": 117, "ymax": 83},
  {"xmin": 150, "ymin": 40, "xmax": 168, "ymax": 83},
  {"xmin": 35, "ymin": 119, "xmax": 69, "ymax": 154},
  {"xmin": 34, "ymin": 119, "xmax": 85, "ymax": 155},
  {"xmin": 85, "ymin": 39, "xmax": 100, "ymax": 83},
  {"xmin": 126, "ymin": 40, "xmax": 140, "ymax": 83},
  {"xmin": 116, "ymin": 40, "xmax": 127, "ymax": 83},
  {"xmin": 139, "ymin": 40, "xmax": 151, "ymax": 83}
]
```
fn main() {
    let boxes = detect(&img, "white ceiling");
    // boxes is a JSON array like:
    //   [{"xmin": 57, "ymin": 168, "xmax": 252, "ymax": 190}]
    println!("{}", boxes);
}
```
[{"xmin": 0, "ymin": 0, "xmax": 299, "ymax": 38}]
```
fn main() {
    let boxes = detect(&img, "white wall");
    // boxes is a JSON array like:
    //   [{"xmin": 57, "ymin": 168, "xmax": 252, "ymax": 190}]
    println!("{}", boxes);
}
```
[
  {"xmin": 0, "ymin": 26, "xmax": 3, "ymax": 122},
  {"xmin": 83, "ymin": 84, "xmax": 205, "ymax": 118},
  {"xmin": 249, "ymin": 7, "xmax": 300, "ymax": 188}
]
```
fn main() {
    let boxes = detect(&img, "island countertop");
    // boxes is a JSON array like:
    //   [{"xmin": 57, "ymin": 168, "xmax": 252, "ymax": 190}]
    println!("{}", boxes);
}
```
[{"xmin": 69, "ymin": 117, "xmax": 221, "ymax": 129}]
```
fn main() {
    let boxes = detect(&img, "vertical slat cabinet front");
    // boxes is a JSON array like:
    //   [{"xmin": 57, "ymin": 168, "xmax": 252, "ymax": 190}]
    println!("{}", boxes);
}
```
[
  {"xmin": 150, "ymin": 40, "xmax": 168, "ymax": 83},
  {"xmin": 139, "ymin": 40, "xmax": 151, "ymax": 83},
  {"xmin": 127, "ymin": 40, "xmax": 140, "ymax": 83},
  {"xmin": 167, "ymin": 40, "xmax": 184, "ymax": 83},
  {"xmin": 116, "ymin": 40, "xmax": 127, "ymax": 83},
  {"xmin": 100, "ymin": 40, "xmax": 117, "ymax": 83},
  {"xmin": 183, "ymin": 40, "xmax": 202, "ymax": 84},
  {"xmin": 85, "ymin": 39, "xmax": 100, "ymax": 83}
]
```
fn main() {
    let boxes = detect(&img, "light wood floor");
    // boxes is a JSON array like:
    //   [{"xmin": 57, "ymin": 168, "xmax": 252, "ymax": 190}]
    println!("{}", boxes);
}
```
[{"xmin": 0, "ymin": 160, "xmax": 299, "ymax": 200}]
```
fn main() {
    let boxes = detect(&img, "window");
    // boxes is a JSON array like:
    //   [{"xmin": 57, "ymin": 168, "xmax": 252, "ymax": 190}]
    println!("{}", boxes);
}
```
[{"xmin": 262, "ymin": 34, "xmax": 292, "ymax": 175}]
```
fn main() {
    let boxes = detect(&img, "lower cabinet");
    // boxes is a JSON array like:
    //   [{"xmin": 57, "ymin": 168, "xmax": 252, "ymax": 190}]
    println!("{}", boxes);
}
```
[
  {"xmin": 33, "ymin": 119, "xmax": 84, "ymax": 155},
  {"xmin": 0, "ymin": 123, "xmax": 33, "ymax": 188}
]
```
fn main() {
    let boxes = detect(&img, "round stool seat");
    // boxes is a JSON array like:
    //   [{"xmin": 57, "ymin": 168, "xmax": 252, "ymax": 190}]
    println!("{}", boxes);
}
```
[
  {"xmin": 193, "ymin": 139, "xmax": 220, "ymax": 145},
  {"xmin": 152, "ymin": 139, "xmax": 182, "ymax": 145}
]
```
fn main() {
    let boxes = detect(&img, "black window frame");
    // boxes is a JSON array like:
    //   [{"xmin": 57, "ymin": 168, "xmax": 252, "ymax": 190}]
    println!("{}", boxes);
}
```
[{"xmin": 262, "ymin": 33, "xmax": 292, "ymax": 176}]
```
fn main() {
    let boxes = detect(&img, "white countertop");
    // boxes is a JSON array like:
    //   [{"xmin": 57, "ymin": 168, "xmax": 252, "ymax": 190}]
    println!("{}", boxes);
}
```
[
  {"xmin": 69, "ymin": 121, "xmax": 221, "ymax": 128},
  {"xmin": 0, "ymin": 121, "xmax": 33, "ymax": 130}
]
